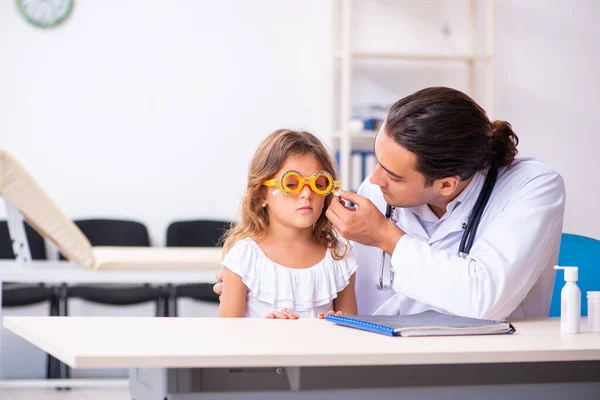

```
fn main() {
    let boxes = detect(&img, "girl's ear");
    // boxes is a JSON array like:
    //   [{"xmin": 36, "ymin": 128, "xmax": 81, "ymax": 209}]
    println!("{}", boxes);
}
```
[{"xmin": 259, "ymin": 187, "xmax": 268, "ymax": 208}]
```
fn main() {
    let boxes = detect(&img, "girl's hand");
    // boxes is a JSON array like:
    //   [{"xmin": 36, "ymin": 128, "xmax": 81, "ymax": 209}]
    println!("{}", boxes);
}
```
[
  {"xmin": 265, "ymin": 310, "xmax": 299, "ymax": 319},
  {"xmin": 317, "ymin": 310, "xmax": 345, "ymax": 319}
]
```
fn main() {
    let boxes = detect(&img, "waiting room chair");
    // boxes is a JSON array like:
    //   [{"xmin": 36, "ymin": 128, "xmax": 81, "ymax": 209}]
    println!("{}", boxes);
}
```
[
  {"xmin": 59, "ymin": 219, "xmax": 166, "ymax": 316},
  {"xmin": 165, "ymin": 220, "xmax": 229, "ymax": 317}
]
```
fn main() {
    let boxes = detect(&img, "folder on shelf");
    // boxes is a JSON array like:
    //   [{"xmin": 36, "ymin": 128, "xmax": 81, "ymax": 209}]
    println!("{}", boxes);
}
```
[{"xmin": 336, "ymin": 150, "xmax": 376, "ymax": 191}]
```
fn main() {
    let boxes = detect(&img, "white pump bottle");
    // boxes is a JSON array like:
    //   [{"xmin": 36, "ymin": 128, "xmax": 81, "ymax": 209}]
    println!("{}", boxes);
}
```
[{"xmin": 554, "ymin": 266, "xmax": 581, "ymax": 334}]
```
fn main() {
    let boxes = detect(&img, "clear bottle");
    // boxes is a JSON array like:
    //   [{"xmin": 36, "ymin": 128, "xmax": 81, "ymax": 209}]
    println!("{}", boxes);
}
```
[
  {"xmin": 587, "ymin": 291, "xmax": 600, "ymax": 332},
  {"xmin": 554, "ymin": 266, "xmax": 581, "ymax": 334}
]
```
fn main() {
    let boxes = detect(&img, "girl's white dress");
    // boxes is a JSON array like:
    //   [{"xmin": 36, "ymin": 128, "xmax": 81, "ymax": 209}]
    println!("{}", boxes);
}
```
[{"xmin": 221, "ymin": 238, "xmax": 358, "ymax": 318}]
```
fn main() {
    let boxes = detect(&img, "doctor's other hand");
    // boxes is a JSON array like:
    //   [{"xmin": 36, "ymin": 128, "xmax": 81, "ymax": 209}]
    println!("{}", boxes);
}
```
[
  {"xmin": 317, "ymin": 310, "xmax": 345, "ymax": 319},
  {"xmin": 265, "ymin": 310, "xmax": 299, "ymax": 319},
  {"xmin": 212, "ymin": 268, "xmax": 223, "ymax": 299},
  {"xmin": 326, "ymin": 189, "xmax": 404, "ymax": 253}
]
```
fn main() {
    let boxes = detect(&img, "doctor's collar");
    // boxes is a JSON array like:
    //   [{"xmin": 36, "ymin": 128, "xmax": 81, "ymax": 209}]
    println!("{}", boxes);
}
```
[
  {"xmin": 447, "ymin": 171, "xmax": 486, "ymax": 213},
  {"xmin": 409, "ymin": 171, "xmax": 486, "ymax": 221}
]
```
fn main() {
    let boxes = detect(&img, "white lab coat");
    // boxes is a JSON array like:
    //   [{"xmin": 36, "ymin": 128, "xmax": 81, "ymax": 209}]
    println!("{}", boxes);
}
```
[{"xmin": 353, "ymin": 158, "xmax": 566, "ymax": 320}]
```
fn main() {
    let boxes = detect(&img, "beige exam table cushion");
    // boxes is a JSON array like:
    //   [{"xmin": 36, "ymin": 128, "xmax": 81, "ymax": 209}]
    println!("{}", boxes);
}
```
[
  {"xmin": 0, "ymin": 149, "xmax": 222, "ymax": 270},
  {"xmin": 92, "ymin": 246, "xmax": 222, "ymax": 270}
]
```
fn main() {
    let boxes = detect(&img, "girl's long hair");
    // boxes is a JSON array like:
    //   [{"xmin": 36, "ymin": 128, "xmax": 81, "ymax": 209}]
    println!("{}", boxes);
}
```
[{"xmin": 222, "ymin": 129, "xmax": 347, "ymax": 260}]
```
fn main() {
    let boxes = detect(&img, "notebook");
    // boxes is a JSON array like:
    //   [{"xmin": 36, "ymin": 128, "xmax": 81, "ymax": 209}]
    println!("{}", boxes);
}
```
[{"xmin": 325, "ymin": 310, "xmax": 516, "ymax": 337}]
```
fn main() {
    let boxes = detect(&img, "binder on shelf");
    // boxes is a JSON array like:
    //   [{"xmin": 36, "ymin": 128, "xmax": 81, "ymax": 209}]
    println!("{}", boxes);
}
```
[
  {"xmin": 335, "ymin": 151, "xmax": 376, "ymax": 191},
  {"xmin": 365, "ymin": 153, "xmax": 377, "ymax": 181},
  {"xmin": 351, "ymin": 153, "xmax": 362, "ymax": 191}
]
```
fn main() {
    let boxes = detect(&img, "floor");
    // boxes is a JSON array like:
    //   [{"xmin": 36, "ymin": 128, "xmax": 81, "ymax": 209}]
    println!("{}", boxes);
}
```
[{"xmin": 0, "ymin": 388, "xmax": 131, "ymax": 400}]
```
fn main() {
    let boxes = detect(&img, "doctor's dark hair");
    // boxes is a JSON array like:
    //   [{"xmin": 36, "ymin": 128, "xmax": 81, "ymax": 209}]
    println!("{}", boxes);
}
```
[
  {"xmin": 385, "ymin": 87, "xmax": 519, "ymax": 186},
  {"xmin": 222, "ymin": 129, "xmax": 348, "ymax": 261}
]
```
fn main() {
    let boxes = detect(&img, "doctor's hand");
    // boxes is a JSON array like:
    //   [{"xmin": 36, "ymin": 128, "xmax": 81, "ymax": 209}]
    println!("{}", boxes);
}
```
[
  {"xmin": 326, "ymin": 190, "xmax": 405, "ymax": 255},
  {"xmin": 212, "ymin": 268, "xmax": 223, "ymax": 299}
]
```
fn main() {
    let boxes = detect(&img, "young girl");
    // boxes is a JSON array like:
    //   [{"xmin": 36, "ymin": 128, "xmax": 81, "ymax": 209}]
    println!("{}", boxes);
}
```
[{"xmin": 218, "ymin": 129, "xmax": 357, "ymax": 319}]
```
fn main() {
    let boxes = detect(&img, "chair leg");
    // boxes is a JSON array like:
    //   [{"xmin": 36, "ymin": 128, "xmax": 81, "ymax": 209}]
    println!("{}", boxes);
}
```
[
  {"xmin": 165, "ymin": 284, "xmax": 178, "ymax": 317},
  {"xmin": 161, "ymin": 285, "xmax": 170, "ymax": 317},
  {"xmin": 60, "ymin": 361, "xmax": 70, "ymax": 382},
  {"xmin": 47, "ymin": 291, "xmax": 60, "ymax": 379},
  {"xmin": 59, "ymin": 283, "xmax": 68, "ymax": 317},
  {"xmin": 47, "ymin": 298, "xmax": 54, "ymax": 379},
  {"xmin": 46, "ymin": 354, "xmax": 54, "ymax": 379},
  {"xmin": 57, "ymin": 284, "xmax": 71, "ymax": 383},
  {"xmin": 173, "ymin": 296, "xmax": 178, "ymax": 318},
  {"xmin": 155, "ymin": 297, "xmax": 164, "ymax": 317}
]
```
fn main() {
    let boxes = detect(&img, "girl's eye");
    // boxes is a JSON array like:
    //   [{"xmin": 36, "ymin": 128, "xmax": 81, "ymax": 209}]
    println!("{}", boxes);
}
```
[{"xmin": 315, "ymin": 176, "xmax": 329, "ymax": 190}]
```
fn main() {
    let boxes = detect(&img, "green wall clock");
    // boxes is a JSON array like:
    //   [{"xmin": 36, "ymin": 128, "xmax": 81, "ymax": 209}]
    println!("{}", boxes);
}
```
[{"xmin": 16, "ymin": 0, "xmax": 74, "ymax": 28}]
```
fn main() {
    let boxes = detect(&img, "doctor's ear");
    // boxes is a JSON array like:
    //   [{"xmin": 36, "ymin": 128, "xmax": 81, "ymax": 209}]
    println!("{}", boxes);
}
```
[{"xmin": 437, "ymin": 176, "xmax": 460, "ymax": 196}]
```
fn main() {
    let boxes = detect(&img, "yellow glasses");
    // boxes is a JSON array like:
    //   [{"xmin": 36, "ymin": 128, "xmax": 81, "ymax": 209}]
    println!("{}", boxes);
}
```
[{"xmin": 263, "ymin": 170, "xmax": 341, "ymax": 196}]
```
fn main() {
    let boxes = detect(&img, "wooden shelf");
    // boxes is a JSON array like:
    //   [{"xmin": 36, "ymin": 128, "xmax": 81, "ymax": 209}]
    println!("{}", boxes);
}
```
[
  {"xmin": 333, "ymin": 131, "xmax": 377, "ymax": 152},
  {"xmin": 334, "ymin": 52, "xmax": 492, "ymax": 63},
  {"xmin": 334, "ymin": 131, "xmax": 378, "ymax": 140},
  {"xmin": 329, "ymin": 0, "xmax": 496, "ymax": 186}
]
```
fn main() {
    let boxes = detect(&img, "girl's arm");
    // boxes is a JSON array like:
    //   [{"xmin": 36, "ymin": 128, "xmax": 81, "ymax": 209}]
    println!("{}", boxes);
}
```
[
  {"xmin": 333, "ymin": 273, "xmax": 357, "ymax": 314},
  {"xmin": 218, "ymin": 267, "xmax": 247, "ymax": 318}
]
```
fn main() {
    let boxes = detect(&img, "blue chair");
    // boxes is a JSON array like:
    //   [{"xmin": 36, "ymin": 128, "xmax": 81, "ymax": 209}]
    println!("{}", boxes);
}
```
[{"xmin": 549, "ymin": 233, "xmax": 600, "ymax": 317}]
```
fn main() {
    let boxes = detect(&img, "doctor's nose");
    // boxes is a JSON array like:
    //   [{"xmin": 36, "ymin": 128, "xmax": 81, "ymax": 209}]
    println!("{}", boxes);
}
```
[{"xmin": 369, "ymin": 163, "xmax": 386, "ymax": 187}]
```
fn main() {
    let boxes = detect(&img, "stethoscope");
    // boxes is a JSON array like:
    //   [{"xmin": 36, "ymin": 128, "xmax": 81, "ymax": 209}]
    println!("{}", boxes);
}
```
[{"xmin": 377, "ymin": 166, "xmax": 499, "ymax": 291}]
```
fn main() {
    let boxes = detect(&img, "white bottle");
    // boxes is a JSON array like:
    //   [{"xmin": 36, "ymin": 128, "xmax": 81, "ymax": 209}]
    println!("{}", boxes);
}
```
[{"xmin": 554, "ymin": 266, "xmax": 581, "ymax": 334}]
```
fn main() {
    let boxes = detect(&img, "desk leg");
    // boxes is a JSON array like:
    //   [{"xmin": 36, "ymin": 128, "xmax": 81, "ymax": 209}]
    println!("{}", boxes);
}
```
[{"xmin": 129, "ymin": 368, "xmax": 168, "ymax": 400}]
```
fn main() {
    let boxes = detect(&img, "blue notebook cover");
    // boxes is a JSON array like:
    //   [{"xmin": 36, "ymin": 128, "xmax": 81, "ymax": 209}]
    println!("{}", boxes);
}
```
[{"xmin": 325, "ymin": 310, "xmax": 516, "ymax": 337}]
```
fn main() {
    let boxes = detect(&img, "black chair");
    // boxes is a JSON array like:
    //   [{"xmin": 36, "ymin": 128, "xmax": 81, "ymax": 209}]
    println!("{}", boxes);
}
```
[
  {"xmin": 0, "ymin": 221, "xmax": 62, "ymax": 379},
  {"xmin": 165, "ymin": 220, "xmax": 230, "ymax": 317},
  {"xmin": 58, "ymin": 219, "xmax": 167, "ymax": 379},
  {"xmin": 60, "ymin": 219, "xmax": 166, "ymax": 316}
]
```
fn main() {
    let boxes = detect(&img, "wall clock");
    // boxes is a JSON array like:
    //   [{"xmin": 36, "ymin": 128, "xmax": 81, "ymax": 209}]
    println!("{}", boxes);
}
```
[{"xmin": 16, "ymin": 0, "xmax": 73, "ymax": 28}]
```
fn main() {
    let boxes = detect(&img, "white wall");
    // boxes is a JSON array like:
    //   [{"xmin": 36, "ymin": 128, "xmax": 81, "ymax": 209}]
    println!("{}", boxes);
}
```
[
  {"xmin": 0, "ymin": 0, "xmax": 331, "ymax": 245},
  {"xmin": 495, "ymin": 0, "xmax": 600, "ymax": 239}
]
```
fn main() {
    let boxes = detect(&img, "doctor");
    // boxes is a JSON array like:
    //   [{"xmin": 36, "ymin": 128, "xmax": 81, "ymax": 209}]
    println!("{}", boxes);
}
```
[{"xmin": 326, "ymin": 87, "xmax": 566, "ymax": 320}]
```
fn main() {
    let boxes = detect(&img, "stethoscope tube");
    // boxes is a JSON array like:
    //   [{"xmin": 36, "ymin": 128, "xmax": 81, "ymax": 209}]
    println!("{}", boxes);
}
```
[
  {"xmin": 385, "ymin": 204, "xmax": 393, "ymax": 219},
  {"xmin": 458, "ymin": 165, "xmax": 498, "ymax": 257},
  {"xmin": 377, "ymin": 203, "xmax": 397, "ymax": 291}
]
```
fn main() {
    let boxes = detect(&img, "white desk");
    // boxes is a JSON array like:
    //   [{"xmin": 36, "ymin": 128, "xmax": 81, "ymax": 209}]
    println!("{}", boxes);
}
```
[
  {"xmin": 4, "ymin": 317, "xmax": 600, "ymax": 400},
  {"xmin": 0, "ymin": 260, "xmax": 218, "ymax": 384}
]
